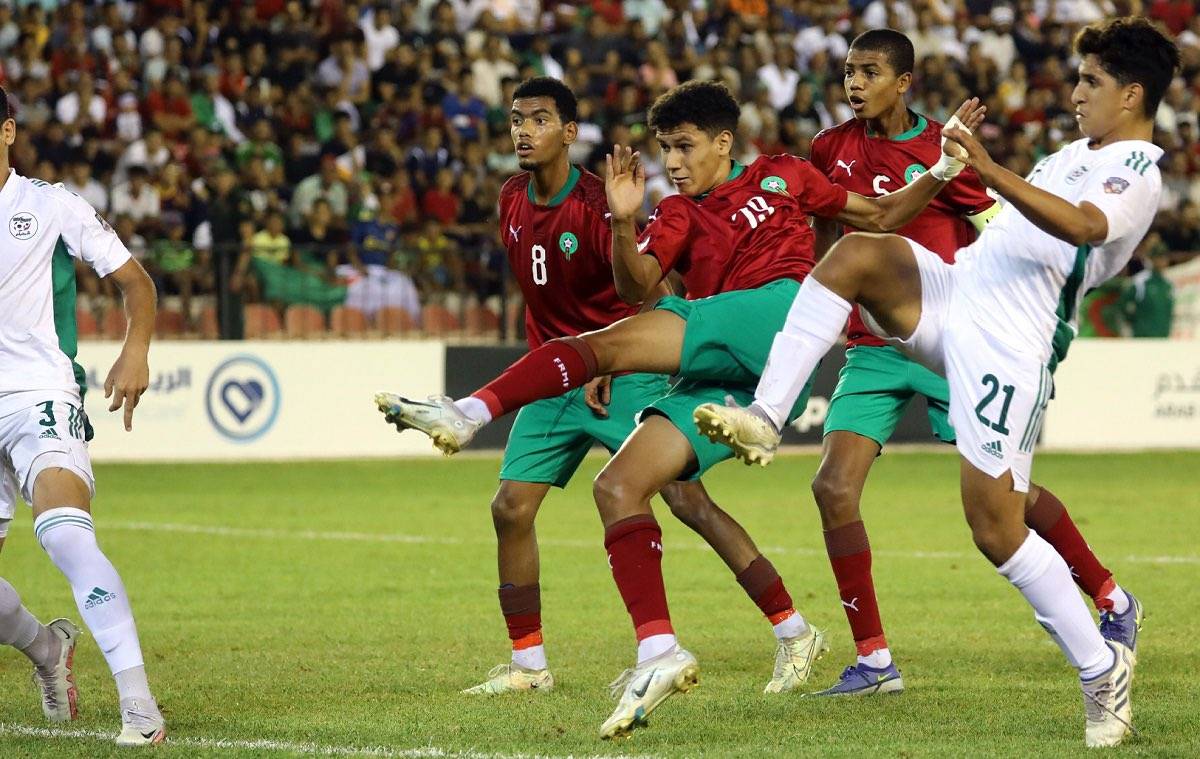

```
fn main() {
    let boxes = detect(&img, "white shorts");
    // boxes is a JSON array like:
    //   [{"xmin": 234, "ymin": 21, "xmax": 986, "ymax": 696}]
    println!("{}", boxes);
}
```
[
  {"xmin": 0, "ymin": 398, "xmax": 95, "ymax": 538},
  {"xmin": 862, "ymin": 238, "xmax": 1052, "ymax": 492}
]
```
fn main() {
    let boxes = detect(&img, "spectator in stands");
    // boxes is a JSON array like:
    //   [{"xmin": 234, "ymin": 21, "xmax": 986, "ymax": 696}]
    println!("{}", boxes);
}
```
[
  {"xmin": 148, "ymin": 211, "xmax": 203, "ymax": 330},
  {"xmin": 110, "ymin": 165, "xmax": 162, "ymax": 233},
  {"xmin": 145, "ymin": 71, "xmax": 196, "ymax": 140},
  {"xmin": 54, "ymin": 71, "xmax": 105, "ymax": 136},
  {"xmin": 421, "ymin": 167, "xmax": 460, "ymax": 227},
  {"xmin": 62, "ymin": 156, "xmax": 108, "ymax": 215},
  {"xmin": 1112, "ymin": 236, "xmax": 1176, "ymax": 338},
  {"xmin": 361, "ymin": 3, "xmax": 400, "ymax": 72},
  {"xmin": 290, "ymin": 155, "xmax": 349, "ymax": 230}
]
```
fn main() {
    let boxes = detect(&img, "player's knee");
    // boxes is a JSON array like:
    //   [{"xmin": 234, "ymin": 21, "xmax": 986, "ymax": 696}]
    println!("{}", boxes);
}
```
[
  {"xmin": 811, "ymin": 470, "xmax": 860, "ymax": 525},
  {"xmin": 490, "ymin": 490, "xmax": 538, "ymax": 532},
  {"xmin": 592, "ymin": 468, "xmax": 641, "ymax": 514},
  {"xmin": 660, "ymin": 483, "xmax": 709, "ymax": 530}
]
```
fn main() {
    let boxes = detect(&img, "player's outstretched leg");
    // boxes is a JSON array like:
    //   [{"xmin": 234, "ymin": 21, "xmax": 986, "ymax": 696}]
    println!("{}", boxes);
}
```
[
  {"xmin": 463, "ymin": 481, "xmax": 555, "ymax": 695},
  {"xmin": 375, "ymin": 310, "xmax": 687, "ymax": 454},
  {"xmin": 1025, "ymin": 485, "xmax": 1143, "ymax": 659},
  {"xmin": 0, "ymin": 575, "xmax": 80, "ymax": 721},
  {"xmin": 963, "ymin": 462, "xmax": 1133, "ymax": 748},
  {"xmin": 697, "ymin": 234, "xmax": 925, "ymax": 463},
  {"xmin": 32, "ymin": 470, "xmax": 165, "ymax": 746},
  {"xmin": 659, "ymin": 481, "xmax": 826, "ymax": 693},
  {"xmin": 808, "ymin": 433, "xmax": 903, "ymax": 696},
  {"xmin": 594, "ymin": 418, "xmax": 699, "ymax": 739}
]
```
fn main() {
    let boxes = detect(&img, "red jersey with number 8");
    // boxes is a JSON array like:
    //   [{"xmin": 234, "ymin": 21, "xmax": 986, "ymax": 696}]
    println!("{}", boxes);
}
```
[
  {"xmin": 636, "ymin": 154, "xmax": 848, "ymax": 299},
  {"xmin": 498, "ymin": 166, "xmax": 638, "ymax": 349}
]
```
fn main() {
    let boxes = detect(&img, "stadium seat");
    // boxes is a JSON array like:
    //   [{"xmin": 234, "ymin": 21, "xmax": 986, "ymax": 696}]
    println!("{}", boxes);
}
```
[
  {"xmin": 379, "ymin": 307, "xmax": 418, "ymax": 336},
  {"xmin": 284, "ymin": 304, "xmax": 327, "ymax": 339},
  {"xmin": 421, "ymin": 304, "xmax": 461, "ymax": 336},
  {"xmin": 101, "ymin": 307, "xmax": 127, "ymax": 339},
  {"xmin": 464, "ymin": 304, "xmax": 501, "ymax": 336},
  {"xmin": 243, "ymin": 304, "xmax": 284, "ymax": 339},
  {"xmin": 330, "ymin": 306, "xmax": 369, "ymax": 337},
  {"xmin": 154, "ymin": 309, "xmax": 186, "ymax": 337},
  {"xmin": 75, "ymin": 306, "xmax": 99, "ymax": 339}
]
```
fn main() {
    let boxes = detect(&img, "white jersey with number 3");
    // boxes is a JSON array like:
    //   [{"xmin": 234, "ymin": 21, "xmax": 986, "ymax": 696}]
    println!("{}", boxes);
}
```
[
  {"xmin": 0, "ymin": 169, "xmax": 132, "ymax": 416},
  {"xmin": 954, "ymin": 138, "xmax": 1163, "ymax": 368}
]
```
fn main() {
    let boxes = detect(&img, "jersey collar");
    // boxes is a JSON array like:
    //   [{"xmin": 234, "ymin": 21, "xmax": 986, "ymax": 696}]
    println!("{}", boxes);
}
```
[
  {"xmin": 697, "ymin": 160, "xmax": 744, "ymax": 200},
  {"xmin": 527, "ymin": 164, "xmax": 580, "ymax": 208},
  {"xmin": 866, "ymin": 112, "xmax": 927, "ymax": 142}
]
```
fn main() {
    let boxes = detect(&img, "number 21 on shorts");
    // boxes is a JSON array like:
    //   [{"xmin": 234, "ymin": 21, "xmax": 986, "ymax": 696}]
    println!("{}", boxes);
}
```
[{"xmin": 974, "ymin": 373, "xmax": 1014, "ymax": 435}]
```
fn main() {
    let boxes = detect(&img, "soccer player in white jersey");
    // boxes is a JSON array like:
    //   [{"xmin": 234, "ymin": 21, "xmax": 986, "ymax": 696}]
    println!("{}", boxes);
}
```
[
  {"xmin": 695, "ymin": 18, "xmax": 1176, "ymax": 748},
  {"xmin": 0, "ymin": 85, "xmax": 166, "ymax": 745}
]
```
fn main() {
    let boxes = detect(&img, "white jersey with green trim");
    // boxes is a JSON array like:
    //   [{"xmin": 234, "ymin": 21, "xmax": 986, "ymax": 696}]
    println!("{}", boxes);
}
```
[
  {"xmin": 0, "ymin": 169, "xmax": 131, "ymax": 415},
  {"xmin": 953, "ymin": 138, "xmax": 1162, "ymax": 369}
]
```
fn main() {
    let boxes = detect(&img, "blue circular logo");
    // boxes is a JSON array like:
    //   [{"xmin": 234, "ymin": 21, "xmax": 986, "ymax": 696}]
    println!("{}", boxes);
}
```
[{"xmin": 205, "ymin": 355, "xmax": 281, "ymax": 442}]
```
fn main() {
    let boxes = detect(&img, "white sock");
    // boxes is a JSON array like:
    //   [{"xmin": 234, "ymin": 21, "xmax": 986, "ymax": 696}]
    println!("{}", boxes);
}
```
[
  {"xmin": 115, "ymin": 665, "xmax": 153, "ymax": 702},
  {"xmin": 35, "ymin": 508, "xmax": 149, "ymax": 679},
  {"xmin": 454, "ymin": 396, "xmax": 492, "ymax": 425},
  {"xmin": 998, "ymin": 530, "xmax": 1114, "ymax": 680},
  {"xmin": 1105, "ymin": 583, "xmax": 1129, "ymax": 615},
  {"xmin": 858, "ymin": 648, "xmax": 892, "ymax": 669},
  {"xmin": 772, "ymin": 611, "xmax": 809, "ymax": 640},
  {"xmin": 637, "ymin": 633, "xmax": 677, "ymax": 664},
  {"xmin": 512, "ymin": 644, "xmax": 547, "ymax": 671},
  {"xmin": 753, "ymin": 276, "xmax": 851, "ymax": 430},
  {"xmin": 0, "ymin": 577, "xmax": 48, "ymax": 663}
]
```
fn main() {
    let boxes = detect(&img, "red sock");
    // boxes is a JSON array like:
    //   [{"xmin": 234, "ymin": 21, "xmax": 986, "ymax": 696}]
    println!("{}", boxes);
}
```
[
  {"xmin": 1025, "ymin": 487, "xmax": 1115, "ymax": 610},
  {"xmin": 604, "ymin": 515, "xmax": 672, "ymax": 641},
  {"xmin": 498, "ymin": 584, "xmax": 542, "ymax": 648},
  {"xmin": 825, "ymin": 521, "xmax": 886, "ymax": 656},
  {"xmin": 473, "ymin": 336, "xmax": 598, "ymax": 419},
  {"xmin": 736, "ymin": 555, "xmax": 796, "ymax": 624}
]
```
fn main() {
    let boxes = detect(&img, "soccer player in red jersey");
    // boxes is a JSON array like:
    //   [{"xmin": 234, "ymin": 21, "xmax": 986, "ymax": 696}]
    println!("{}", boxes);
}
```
[
  {"xmin": 802, "ymin": 30, "xmax": 1137, "ymax": 696},
  {"xmin": 434, "ymin": 78, "xmax": 812, "ymax": 697},
  {"xmin": 378, "ymin": 81, "xmax": 983, "ymax": 737}
]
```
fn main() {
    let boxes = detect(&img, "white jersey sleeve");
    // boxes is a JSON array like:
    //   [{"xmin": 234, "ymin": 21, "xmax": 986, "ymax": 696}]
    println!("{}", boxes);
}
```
[
  {"xmin": 51, "ymin": 184, "xmax": 133, "ymax": 277},
  {"xmin": 1077, "ymin": 156, "xmax": 1162, "ymax": 247}
]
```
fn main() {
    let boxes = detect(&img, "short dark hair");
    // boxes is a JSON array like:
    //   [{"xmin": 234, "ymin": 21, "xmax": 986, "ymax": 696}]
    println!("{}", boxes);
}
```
[
  {"xmin": 648, "ymin": 80, "xmax": 740, "ymax": 138},
  {"xmin": 512, "ymin": 76, "xmax": 577, "ymax": 124},
  {"xmin": 0, "ymin": 84, "xmax": 8, "ymax": 121},
  {"xmin": 1074, "ymin": 17, "xmax": 1180, "ymax": 118},
  {"xmin": 849, "ymin": 29, "xmax": 915, "ymax": 75}
]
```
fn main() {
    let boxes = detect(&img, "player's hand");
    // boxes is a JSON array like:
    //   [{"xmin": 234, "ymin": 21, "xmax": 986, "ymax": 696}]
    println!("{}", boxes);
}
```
[
  {"xmin": 949, "ymin": 97, "xmax": 987, "ymax": 134},
  {"xmin": 584, "ymin": 375, "xmax": 612, "ymax": 418},
  {"xmin": 105, "ymin": 348, "xmax": 149, "ymax": 431},
  {"xmin": 605, "ymin": 144, "xmax": 645, "ymax": 223},
  {"xmin": 943, "ymin": 119, "xmax": 999, "ymax": 185}
]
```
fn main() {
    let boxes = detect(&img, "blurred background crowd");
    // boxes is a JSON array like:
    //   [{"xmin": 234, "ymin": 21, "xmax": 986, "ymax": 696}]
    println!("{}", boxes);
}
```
[{"xmin": 2, "ymin": 0, "xmax": 1196, "ymax": 340}]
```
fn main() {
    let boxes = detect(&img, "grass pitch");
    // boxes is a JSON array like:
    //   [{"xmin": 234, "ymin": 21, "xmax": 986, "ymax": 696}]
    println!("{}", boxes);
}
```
[{"xmin": 0, "ymin": 451, "xmax": 1197, "ymax": 757}]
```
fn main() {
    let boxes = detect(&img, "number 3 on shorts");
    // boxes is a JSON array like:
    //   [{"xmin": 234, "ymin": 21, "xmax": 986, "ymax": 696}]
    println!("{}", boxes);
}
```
[{"xmin": 974, "ymin": 374, "xmax": 1014, "ymax": 435}]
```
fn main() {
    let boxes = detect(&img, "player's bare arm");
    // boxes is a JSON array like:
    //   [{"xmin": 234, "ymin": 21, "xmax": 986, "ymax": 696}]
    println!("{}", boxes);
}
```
[
  {"xmin": 943, "ymin": 125, "xmax": 1109, "ymax": 246},
  {"xmin": 834, "ymin": 98, "xmax": 987, "ymax": 232},
  {"xmin": 104, "ymin": 258, "xmax": 156, "ymax": 431},
  {"xmin": 812, "ymin": 216, "xmax": 839, "ymax": 262},
  {"xmin": 606, "ymin": 144, "xmax": 663, "ymax": 303}
]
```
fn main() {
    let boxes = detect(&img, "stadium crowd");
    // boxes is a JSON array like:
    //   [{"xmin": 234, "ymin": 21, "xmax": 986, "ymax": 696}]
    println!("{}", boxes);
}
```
[{"xmin": 2, "ymin": 0, "xmax": 1196, "ymax": 338}]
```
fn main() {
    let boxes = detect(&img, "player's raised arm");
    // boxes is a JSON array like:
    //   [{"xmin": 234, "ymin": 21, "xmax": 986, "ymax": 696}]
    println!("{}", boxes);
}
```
[
  {"xmin": 942, "ymin": 125, "xmax": 1110, "ymax": 247},
  {"xmin": 834, "ymin": 98, "xmax": 986, "ymax": 232},
  {"xmin": 104, "ymin": 258, "xmax": 155, "ymax": 431},
  {"xmin": 606, "ymin": 144, "xmax": 663, "ymax": 303}
]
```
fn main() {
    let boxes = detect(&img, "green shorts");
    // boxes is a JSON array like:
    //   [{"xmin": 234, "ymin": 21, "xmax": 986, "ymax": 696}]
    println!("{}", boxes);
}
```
[
  {"xmin": 644, "ymin": 278, "xmax": 814, "ymax": 480},
  {"xmin": 824, "ymin": 345, "xmax": 955, "ymax": 447},
  {"xmin": 499, "ymin": 373, "xmax": 670, "ymax": 487}
]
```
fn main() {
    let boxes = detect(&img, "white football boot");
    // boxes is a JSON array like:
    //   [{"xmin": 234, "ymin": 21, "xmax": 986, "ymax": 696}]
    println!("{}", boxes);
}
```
[
  {"xmin": 32, "ymin": 618, "xmax": 79, "ymax": 722},
  {"xmin": 374, "ymin": 393, "xmax": 482, "ymax": 455},
  {"xmin": 600, "ymin": 646, "xmax": 699, "ymax": 740},
  {"xmin": 462, "ymin": 663, "xmax": 554, "ymax": 695},
  {"xmin": 694, "ymin": 402, "xmax": 782, "ymax": 466},
  {"xmin": 115, "ymin": 697, "xmax": 166, "ymax": 746},
  {"xmin": 1082, "ymin": 642, "xmax": 1135, "ymax": 748},
  {"xmin": 763, "ymin": 625, "xmax": 828, "ymax": 694}
]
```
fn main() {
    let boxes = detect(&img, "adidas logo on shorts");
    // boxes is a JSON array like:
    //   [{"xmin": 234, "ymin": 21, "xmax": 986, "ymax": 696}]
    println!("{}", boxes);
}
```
[{"xmin": 981, "ymin": 440, "xmax": 1004, "ymax": 459}]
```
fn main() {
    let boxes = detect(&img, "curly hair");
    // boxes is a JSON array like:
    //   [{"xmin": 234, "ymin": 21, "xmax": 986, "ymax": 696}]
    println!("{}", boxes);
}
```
[
  {"xmin": 1074, "ymin": 17, "xmax": 1180, "ymax": 118},
  {"xmin": 512, "ymin": 77, "xmax": 578, "ymax": 124},
  {"xmin": 648, "ymin": 80, "xmax": 740, "ymax": 138}
]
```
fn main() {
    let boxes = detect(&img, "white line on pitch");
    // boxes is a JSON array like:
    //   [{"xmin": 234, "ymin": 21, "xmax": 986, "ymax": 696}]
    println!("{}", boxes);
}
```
[
  {"xmin": 0, "ymin": 723, "xmax": 657, "ymax": 759},
  {"xmin": 101, "ymin": 520, "xmax": 1200, "ymax": 566}
]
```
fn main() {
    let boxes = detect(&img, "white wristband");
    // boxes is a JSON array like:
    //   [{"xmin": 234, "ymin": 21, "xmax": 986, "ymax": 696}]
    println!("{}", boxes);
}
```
[{"xmin": 931, "ymin": 114, "xmax": 970, "ymax": 181}]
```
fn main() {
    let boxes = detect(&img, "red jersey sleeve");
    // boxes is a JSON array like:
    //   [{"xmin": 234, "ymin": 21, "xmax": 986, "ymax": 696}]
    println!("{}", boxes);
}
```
[
  {"xmin": 942, "ymin": 166, "xmax": 997, "ymax": 217},
  {"xmin": 777, "ymin": 155, "xmax": 848, "ymax": 218},
  {"xmin": 636, "ymin": 197, "xmax": 692, "ymax": 276},
  {"xmin": 808, "ymin": 131, "xmax": 834, "ymax": 175}
]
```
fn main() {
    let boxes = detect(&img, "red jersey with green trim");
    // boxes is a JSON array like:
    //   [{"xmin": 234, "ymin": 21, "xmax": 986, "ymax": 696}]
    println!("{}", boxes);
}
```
[
  {"xmin": 636, "ymin": 154, "xmax": 848, "ymax": 298},
  {"xmin": 498, "ymin": 166, "xmax": 637, "ymax": 349},
  {"xmin": 810, "ymin": 114, "xmax": 996, "ymax": 347}
]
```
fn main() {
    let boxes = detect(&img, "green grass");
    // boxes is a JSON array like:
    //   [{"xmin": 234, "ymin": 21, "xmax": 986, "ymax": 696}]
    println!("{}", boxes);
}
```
[{"xmin": 1, "ymin": 451, "xmax": 1198, "ymax": 757}]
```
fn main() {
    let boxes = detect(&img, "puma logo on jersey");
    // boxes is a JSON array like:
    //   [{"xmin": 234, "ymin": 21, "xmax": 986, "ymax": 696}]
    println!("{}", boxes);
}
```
[
  {"xmin": 637, "ymin": 237, "xmax": 651, "ymax": 253},
  {"xmin": 508, "ymin": 224, "xmax": 522, "ymax": 243},
  {"xmin": 836, "ymin": 159, "xmax": 856, "ymax": 176}
]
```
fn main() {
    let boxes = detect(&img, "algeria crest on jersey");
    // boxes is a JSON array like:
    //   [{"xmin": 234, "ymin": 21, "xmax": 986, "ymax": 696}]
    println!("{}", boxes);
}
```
[
  {"xmin": 558, "ymin": 231, "xmax": 578, "ymax": 259},
  {"xmin": 760, "ymin": 176, "xmax": 788, "ymax": 195},
  {"xmin": 9, "ymin": 212, "xmax": 37, "ymax": 240}
]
